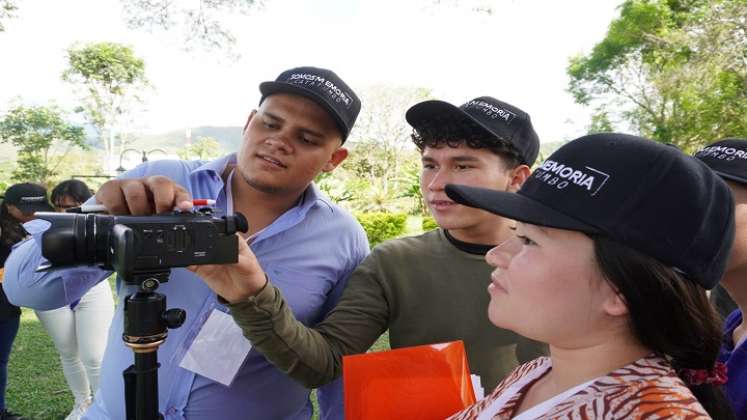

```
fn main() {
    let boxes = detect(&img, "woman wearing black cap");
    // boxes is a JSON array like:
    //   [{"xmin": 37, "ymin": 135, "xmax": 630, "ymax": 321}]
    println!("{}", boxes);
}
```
[
  {"xmin": 446, "ymin": 133, "xmax": 734, "ymax": 419},
  {"xmin": 0, "ymin": 190, "xmax": 29, "ymax": 420}
]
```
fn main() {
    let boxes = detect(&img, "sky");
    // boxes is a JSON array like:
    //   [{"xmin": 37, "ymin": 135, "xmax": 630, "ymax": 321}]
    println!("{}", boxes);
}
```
[{"xmin": 0, "ymin": 0, "xmax": 622, "ymax": 144}]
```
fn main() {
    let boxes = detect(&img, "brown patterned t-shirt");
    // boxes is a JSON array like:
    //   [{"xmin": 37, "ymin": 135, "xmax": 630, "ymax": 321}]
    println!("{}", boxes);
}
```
[{"xmin": 448, "ymin": 354, "xmax": 711, "ymax": 419}]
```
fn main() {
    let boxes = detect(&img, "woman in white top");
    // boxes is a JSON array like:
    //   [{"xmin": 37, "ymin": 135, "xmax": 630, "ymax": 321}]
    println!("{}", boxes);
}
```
[
  {"xmin": 34, "ymin": 180, "xmax": 115, "ymax": 420},
  {"xmin": 445, "ymin": 133, "xmax": 734, "ymax": 419}
]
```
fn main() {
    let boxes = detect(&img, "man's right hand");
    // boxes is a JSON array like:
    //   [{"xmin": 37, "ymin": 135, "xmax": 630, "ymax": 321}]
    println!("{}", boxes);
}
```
[{"xmin": 95, "ymin": 176, "xmax": 194, "ymax": 215}]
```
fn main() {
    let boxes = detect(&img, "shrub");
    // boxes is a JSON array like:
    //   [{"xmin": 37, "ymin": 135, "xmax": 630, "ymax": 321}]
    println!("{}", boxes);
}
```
[
  {"xmin": 421, "ymin": 216, "xmax": 438, "ymax": 232},
  {"xmin": 356, "ymin": 212, "xmax": 408, "ymax": 248}
]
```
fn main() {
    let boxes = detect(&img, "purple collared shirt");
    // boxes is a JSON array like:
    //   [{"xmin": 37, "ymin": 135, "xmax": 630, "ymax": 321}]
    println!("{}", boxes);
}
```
[{"xmin": 719, "ymin": 309, "xmax": 747, "ymax": 419}]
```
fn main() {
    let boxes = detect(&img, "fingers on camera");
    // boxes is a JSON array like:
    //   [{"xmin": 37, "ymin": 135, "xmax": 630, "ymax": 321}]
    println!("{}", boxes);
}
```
[
  {"xmin": 97, "ymin": 181, "xmax": 130, "ymax": 215},
  {"xmin": 146, "ymin": 176, "xmax": 192, "ymax": 214},
  {"xmin": 122, "ymin": 180, "xmax": 153, "ymax": 215}
]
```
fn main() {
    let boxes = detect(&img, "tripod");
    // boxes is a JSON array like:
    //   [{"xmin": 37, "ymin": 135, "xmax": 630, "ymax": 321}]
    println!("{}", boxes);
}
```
[{"xmin": 122, "ymin": 271, "xmax": 185, "ymax": 420}]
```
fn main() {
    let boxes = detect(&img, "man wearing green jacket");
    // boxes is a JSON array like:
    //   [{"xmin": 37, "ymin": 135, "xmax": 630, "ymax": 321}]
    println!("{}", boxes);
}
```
[{"xmin": 192, "ymin": 96, "xmax": 547, "ymax": 395}]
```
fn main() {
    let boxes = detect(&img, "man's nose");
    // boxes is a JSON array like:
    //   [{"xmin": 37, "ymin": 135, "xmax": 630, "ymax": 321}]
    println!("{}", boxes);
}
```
[
  {"xmin": 427, "ymin": 169, "xmax": 450, "ymax": 191},
  {"xmin": 264, "ymin": 134, "xmax": 292, "ymax": 153}
]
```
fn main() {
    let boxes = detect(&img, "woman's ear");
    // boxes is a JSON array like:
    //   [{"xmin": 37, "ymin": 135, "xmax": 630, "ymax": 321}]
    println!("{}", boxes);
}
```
[{"xmin": 602, "ymin": 289, "xmax": 629, "ymax": 317}]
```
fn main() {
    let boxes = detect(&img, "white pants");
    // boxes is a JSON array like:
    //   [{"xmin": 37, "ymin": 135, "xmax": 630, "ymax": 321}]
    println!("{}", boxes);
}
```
[{"xmin": 35, "ymin": 281, "xmax": 115, "ymax": 403}]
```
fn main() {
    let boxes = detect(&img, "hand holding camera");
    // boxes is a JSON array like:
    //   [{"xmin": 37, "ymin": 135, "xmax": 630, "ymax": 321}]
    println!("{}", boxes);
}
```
[
  {"xmin": 188, "ymin": 237, "xmax": 268, "ymax": 304},
  {"xmin": 38, "ymin": 176, "xmax": 250, "ymax": 283},
  {"xmin": 100, "ymin": 175, "xmax": 268, "ymax": 301},
  {"xmin": 35, "ymin": 175, "xmax": 264, "ymax": 419}
]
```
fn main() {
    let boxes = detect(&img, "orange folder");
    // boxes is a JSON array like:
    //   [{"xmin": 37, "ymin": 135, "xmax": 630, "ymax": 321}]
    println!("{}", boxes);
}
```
[{"xmin": 343, "ymin": 340, "xmax": 476, "ymax": 420}]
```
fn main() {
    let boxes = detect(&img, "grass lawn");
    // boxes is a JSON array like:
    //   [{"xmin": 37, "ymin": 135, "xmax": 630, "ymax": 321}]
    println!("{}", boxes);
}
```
[
  {"xmin": 7, "ymin": 308, "xmax": 72, "ymax": 420},
  {"xmin": 8, "ymin": 310, "xmax": 390, "ymax": 420}
]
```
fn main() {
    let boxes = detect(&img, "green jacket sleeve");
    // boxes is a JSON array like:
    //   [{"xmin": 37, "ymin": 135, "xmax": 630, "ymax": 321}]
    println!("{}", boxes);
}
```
[{"xmin": 227, "ymin": 254, "xmax": 390, "ymax": 388}]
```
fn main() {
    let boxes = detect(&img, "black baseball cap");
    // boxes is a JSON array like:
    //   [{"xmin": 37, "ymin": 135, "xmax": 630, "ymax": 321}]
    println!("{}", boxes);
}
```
[
  {"xmin": 405, "ymin": 96, "xmax": 540, "ymax": 165},
  {"xmin": 259, "ymin": 66, "xmax": 361, "ymax": 142},
  {"xmin": 445, "ymin": 133, "xmax": 734, "ymax": 290},
  {"xmin": 4, "ymin": 183, "xmax": 54, "ymax": 214},
  {"xmin": 694, "ymin": 138, "xmax": 747, "ymax": 185}
]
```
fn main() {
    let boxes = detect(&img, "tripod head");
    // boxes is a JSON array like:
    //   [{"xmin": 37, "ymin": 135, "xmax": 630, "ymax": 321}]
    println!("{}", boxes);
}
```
[{"xmin": 123, "ymin": 273, "xmax": 185, "ymax": 354}]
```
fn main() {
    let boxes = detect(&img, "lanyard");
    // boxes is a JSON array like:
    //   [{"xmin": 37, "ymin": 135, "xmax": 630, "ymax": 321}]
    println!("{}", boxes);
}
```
[
  {"xmin": 225, "ymin": 168, "xmax": 266, "ymax": 243},
  {"xmin": 225, "ymin": 168, "xmax": 235, "ymax": 216}
]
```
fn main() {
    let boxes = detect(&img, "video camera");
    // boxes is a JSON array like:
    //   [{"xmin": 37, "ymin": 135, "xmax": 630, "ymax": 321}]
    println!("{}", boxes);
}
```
[
  {"xmin": 35, "ymin": 207, "xmax": 248, "ymax": 420},
  {"xmin": 36, "ymin": 208, "xmax": 248, "ymax": 284}
]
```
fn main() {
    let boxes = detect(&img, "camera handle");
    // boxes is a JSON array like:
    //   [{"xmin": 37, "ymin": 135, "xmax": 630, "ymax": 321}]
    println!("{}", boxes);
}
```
[{"xmin": 122, "ymin": 272, "xmax": 186, "ymax": 420}]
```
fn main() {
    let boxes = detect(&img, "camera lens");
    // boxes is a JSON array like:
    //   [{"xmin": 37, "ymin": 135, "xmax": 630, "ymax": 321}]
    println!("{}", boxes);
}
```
[
  {"xmin": 37, "ymin": 213, "xmax": 87, "ymax": 266},
  {"xmin": 37, "ymin": 213, "xmax": 112, "ymax": 267}
]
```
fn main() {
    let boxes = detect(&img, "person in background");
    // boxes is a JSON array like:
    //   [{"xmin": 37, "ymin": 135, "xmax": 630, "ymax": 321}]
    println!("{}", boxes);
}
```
[
  {"xmin": 446, "ymin": 133, "xmax": 734, "ymax": 419},
  {"xmin": 695, "ymin": 138, "xmax": 747, "ymax": 419},
  {"xmin": 0, "ymin": 183, "xmax": 55, "ymax": 420},
  {"xmin": 32, "ymin": 179, "xmax": 115, "ymax": 420}
]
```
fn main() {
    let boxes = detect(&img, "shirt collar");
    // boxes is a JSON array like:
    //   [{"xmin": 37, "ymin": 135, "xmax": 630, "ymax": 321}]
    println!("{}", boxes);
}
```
[
  {"xmin": 191, "ymin": 153, "xmax": 334, "ymax": 214},
  {"xmin": 190, "ymin": 153, "xmax": 236, "ymax": 178}
]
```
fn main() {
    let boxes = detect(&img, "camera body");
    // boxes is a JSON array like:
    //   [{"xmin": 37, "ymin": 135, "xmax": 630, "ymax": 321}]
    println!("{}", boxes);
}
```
[{"xmin": 36, "ymin": 209, "xmax": 248, "ymax": 284}]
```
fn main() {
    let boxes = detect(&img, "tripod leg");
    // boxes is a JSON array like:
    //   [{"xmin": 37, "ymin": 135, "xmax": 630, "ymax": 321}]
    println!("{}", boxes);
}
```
[
  {"xmin": 135, "ymin": 352, "xmax": 161, "ymax": 420},
  {"xmin": 124, "ymin": 365, "xmax": 136, "ymax": 420}
]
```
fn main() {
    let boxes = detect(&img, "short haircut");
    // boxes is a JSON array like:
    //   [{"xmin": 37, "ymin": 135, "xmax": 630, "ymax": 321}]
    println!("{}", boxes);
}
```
[{"xmin": 51, "ymin": 179, "xmax": 93, "ymax": 206}]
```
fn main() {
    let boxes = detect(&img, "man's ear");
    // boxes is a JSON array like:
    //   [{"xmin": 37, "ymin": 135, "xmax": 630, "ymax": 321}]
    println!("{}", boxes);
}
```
[
  {"xmin": 322, "ymin": 147, "xmax": 349, "ymax": 172},
  {"xmin": 507, "ymin": 164, "xmax": 532, "ymax": 192},
  {"xmin": 243, "ymin": 110, "xmax": 257, "ymax": 133}
]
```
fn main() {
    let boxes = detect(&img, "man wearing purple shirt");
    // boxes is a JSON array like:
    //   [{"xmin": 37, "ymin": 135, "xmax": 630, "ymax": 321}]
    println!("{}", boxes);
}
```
[
  {"xmin": 4, "ymin": 66, "xmax": 369, "ymax": 420},
  {"xmin": 695, "ymin": 138, "xmax": 747, "ymax": 419}
]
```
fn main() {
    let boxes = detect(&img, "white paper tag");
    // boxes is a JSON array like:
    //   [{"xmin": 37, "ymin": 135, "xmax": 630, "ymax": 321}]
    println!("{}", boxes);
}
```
[
  {"xmin": 471, "ymin": 374, "xmax": 485, "ymax": 400},
  {"xmin": 179, "ymin": 309, "xmax": 252, "ymax": 386}
]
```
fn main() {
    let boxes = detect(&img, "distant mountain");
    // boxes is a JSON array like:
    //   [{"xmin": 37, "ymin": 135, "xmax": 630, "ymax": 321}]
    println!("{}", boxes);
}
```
[{"xmin": 126, "ymin": 126, "xmax": 243, "ymax": 153}]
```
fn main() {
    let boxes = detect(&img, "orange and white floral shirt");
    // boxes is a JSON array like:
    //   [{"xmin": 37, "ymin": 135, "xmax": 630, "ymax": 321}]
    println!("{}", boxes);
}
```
[{"xmin": 448, "ymin": 354, "xmax": 710, "ymax": 419}]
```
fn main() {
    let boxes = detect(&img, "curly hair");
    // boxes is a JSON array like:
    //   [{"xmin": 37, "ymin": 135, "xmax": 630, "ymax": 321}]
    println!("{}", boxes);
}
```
[{"xmin": 410, "ymin": 114, "xmax": 522, "ymax": 168}]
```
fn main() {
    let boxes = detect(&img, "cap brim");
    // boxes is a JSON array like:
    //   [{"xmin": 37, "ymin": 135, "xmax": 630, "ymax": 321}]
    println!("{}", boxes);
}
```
[
  {"xmin": 445, "ymin": 184, "xmax": 602, "ymax": 234},
  {"xmin": 406, "ymin": 100, "xmax": 464, "ymax": 126},
  {"xmin": 406, "ymin": 100, "xmax": 527, "ymax": 163},
  {"xmin": 18, "ymin": 202, "xmax": 54, "ymax": 214},
  {"xmin": 715, "ymin": 170, "xmax": 747, "ymax": 186},
  {"xmin": 259, "ymin": 81, "xmax": 348, "ymax": 141}
]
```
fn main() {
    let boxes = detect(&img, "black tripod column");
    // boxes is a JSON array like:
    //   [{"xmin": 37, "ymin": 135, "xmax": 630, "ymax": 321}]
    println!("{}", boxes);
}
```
[{"xmin": 123, "ymin": 278, "xmax": 185, "ymax": 420}]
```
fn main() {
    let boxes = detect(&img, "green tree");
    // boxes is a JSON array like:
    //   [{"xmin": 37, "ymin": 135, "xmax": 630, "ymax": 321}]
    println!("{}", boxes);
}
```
[
  {"xmin": 62, "ymin": 42, "xmax": 149, "ymax": 172},
  {"xmin": 121, "ymin": 0, "xmax": 263, "ymax": 57},
  {"xmin": 395, "ymin": 159, "xmax": 427, "ymax": 216},
  {"xmin": 0, "ymin": 0, "xmax": 18, "ymax": 32},
  {"xmin": 345, "ymin": 85, "xmax": 433, "ymax": 202},
  {"xmin": 568, "ymin": 0, "xmax": 747, "ymax": 152},
  {"xmin": 0, "ymin": 105, "xmax": 87, "ymax": 185},
  {"xmin": 587, "ymin": 111, "xmax": 615, "ymax": 134},
  {"xmin": 177, "ymin": 136, "xmax": 224, "ymax": 161}
]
